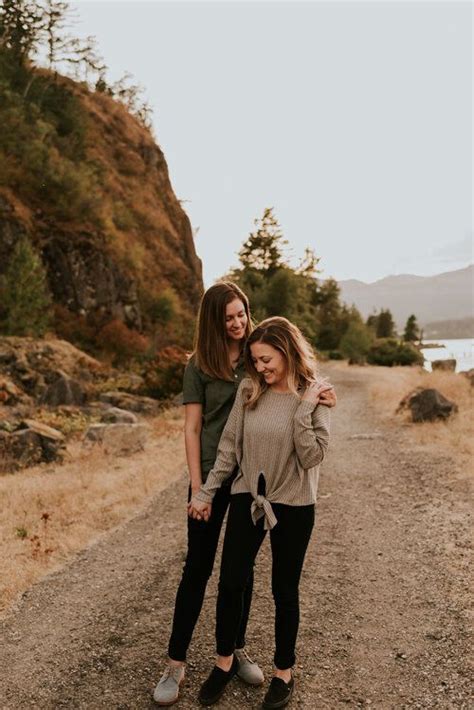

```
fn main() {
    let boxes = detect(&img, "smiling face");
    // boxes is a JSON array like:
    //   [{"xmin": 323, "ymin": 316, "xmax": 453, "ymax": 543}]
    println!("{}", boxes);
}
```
[
  {"xmin": 250, "ymin": 341, "xmax": 288, "ymax": 388},
  {"xmin": 225, "ymin": 298, "xmax": 248, "ymax": 342}
]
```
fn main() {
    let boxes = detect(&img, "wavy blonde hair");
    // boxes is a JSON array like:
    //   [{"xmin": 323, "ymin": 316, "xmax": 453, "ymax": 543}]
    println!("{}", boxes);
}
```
[{"xmin": 243, "ymin": 316, "xmax": 318, "ymax": 408}]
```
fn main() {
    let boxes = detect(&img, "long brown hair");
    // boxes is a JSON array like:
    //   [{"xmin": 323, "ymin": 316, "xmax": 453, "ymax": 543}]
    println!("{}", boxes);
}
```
[
  {"xmin": 243, "ymin": 316, "xmax": 318, "ymax": 408},
  {"xmin": 193, "ymin": 282, "xmax": 253, "ymax": 381}
]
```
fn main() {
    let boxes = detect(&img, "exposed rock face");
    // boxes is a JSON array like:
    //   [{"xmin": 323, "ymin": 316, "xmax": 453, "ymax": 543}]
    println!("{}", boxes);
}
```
[
  {"xmin": 42, "ymin": 234, "xmax": 143, "ymax": 330},
  {"xmin": 0, "ymin": 337, "xmax": 103, "ymax": 402},
  {"xmin": 0, "ymin": 77, "xmax": 203, "ymax": 332},
  {"xmin": 40, "ymin": 372, "xmax": 87, "ymax": 407}
]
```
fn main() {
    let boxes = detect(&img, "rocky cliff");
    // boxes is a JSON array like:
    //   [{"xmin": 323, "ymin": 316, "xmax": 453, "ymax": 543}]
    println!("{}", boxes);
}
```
[{"xmin": 0, "ymin": 70, "xmax": 203, "ymax": 338}]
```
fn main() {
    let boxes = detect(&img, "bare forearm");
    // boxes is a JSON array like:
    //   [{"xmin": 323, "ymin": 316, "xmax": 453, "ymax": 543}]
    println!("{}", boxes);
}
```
[{"xmin": 184, "ymin": 428, "xmax": 202, "ymax": 492}]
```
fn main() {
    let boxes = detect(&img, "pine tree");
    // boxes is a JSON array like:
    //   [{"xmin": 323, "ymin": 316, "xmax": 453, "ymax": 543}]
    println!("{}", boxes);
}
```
[
  {"xmin": 366, "ymin": 312, "xmax": 378, "ymax": 332},
  {"xmin": 376, "ymin": 308, "xmax": 396, "ymax": 338},
  {"xmin": 0, "ymin": 237, "xmax": 52, "ymax": 336},
  {"xmin": 315, "ymin": 278, "xmax": 343, "ymax": 350},
  {"xmin": 297, "ymin": 247, "xmax": 321, "ymax": 279},
  {"xmin": 238, "ymin": 207, "xmax": 288, "ymax": 274},
  {"xmin": 403, "ymin": 314, "xmax": 420, "ymax": 342}
]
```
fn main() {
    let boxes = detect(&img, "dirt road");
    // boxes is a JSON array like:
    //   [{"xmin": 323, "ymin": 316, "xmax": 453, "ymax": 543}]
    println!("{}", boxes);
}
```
[{"xmin": 0, "ymin": 367, "xmax": 471, "ymax": 709}]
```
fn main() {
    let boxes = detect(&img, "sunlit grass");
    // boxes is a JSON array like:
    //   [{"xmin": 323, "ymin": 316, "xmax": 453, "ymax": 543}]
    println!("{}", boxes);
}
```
[
  {"xmin": 0, "ymin": 408, "xmax": 185, "ymax": 616},
  {"xmin": 367, "ymin": 366, "xmax": 473, "ymax": 462}
]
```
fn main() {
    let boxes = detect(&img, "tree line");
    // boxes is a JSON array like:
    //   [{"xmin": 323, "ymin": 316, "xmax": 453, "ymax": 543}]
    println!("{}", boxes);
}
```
[
  {"xmin": 0, "ymin": 208, "xmax": 424, "ymax": 370},
  {"xmin": 225, "ymin": 208, "xmax": 423, "ymax": 366}
]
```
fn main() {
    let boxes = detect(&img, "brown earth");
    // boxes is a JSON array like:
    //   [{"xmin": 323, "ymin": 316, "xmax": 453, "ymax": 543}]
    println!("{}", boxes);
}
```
[{"xmin": 0, "ymin": 366, "xmax": 471, "ymax": 709}]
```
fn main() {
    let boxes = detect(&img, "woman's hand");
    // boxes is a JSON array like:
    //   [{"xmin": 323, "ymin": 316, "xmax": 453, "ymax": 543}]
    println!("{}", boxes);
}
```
[
  {"xmin": 302, "ymin": 382, "xmax": 335, "ymax": 406},
  {"xmin": 188, "ymin": 498, "xmax": 212, "ymax": 522},
  {"xmin": 319, "ymin": 384, "xmax": 337, "ymax": 408}
]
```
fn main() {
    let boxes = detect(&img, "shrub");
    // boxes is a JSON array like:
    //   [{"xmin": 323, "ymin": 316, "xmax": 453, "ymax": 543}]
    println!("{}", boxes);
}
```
[
  {"xmin": 96, "ymin": 319, "xmax": 149, "ymax": 365},
  {"xmin": 142, "ymin": 346, "xmax": 188, "ymax": 399},
  {"xmin": 340, "ymin": 322, "xmax": 373, "ymax": 364},
  {"xmin": 367, "ymin": 338, "xmax": 424, "ymax": 367},
  {"xmin": 53, "ymin": 304, "xmax": 96, "ymax": 351},
  {"xmin": 0, "ymin": 237, "xmax": 52, "ymax": 336}
]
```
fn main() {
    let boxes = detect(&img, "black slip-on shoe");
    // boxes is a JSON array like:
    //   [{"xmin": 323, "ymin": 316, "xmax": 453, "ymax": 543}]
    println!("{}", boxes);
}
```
[
  {"xmin": 262, "ymin": 676, "xmax": 295, "ymax": 709},
  {"xmin": 198, "ymin": 656, "xmax": 239, "ymax": 706}
]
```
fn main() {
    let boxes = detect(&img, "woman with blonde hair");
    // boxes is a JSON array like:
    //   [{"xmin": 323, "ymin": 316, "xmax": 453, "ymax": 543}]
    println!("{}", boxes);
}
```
[
  {"xmin": 154, "ymin": 289, "xmax": 336, "ymax": 706},
  {"xmin": 190, "ymin": 316, "xmax": 332, "ymax": 709}
]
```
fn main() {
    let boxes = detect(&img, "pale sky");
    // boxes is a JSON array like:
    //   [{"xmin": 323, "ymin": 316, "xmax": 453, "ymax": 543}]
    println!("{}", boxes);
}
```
[{"xmin": 72, "ymin": 1, "xmax": 473, "ymax": 286}]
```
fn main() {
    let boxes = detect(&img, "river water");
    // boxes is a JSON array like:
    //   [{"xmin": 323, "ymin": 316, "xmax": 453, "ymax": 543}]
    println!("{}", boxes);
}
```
[{"xmin": 421, "ymin": 339, "xmax": 473, "ymax": 373}]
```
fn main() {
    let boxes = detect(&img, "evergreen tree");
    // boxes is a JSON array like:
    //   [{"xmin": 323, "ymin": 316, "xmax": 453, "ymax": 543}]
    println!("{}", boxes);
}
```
[
  {"xmin": 297, "ymin": 247, "xmax": 321, "ymax": 278},
  {"xmin": 340, "ymin": 321, "xmax": 373, "ymax": 364},
  {"xmin": 0, "ymin": 237, "xmax": 52, "ymax": 336},
  {"xmin": 366, "ymin": 312, "xmax": 378, "ymax": 332},
  {"xmin": 238, "ymin": 207, "xmax": 288, "ymax": 274},
  {"xmin": 376, "ymin": 308, "xmax": 396, "ymax": 338},
  {"xmin": 403, "ymin": 314, "xmax": 420, "ymax": 342},
  {"xmin": 314, "ymin": 278, "xmax": 343, "ymax": 350}
]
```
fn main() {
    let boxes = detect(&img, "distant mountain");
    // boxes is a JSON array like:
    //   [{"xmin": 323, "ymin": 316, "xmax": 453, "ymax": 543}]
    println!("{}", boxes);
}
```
[
  {"xmin": 338, "ymin": 265, "xmax": 473, "ymax": 329},
  {"xmin": 424, "ymin": 317, "xmax": 474, "ymax": 339}
]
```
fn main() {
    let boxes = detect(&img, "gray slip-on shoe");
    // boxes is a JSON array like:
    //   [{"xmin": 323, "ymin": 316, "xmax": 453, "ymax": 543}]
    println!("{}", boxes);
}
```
[
  {"xmin": 153, "ymin": 664, "xmax": 185, "ymax": 706},
  {"xmin": 235, "ymin": 648, "xmax": 265, "ymax": 686}
]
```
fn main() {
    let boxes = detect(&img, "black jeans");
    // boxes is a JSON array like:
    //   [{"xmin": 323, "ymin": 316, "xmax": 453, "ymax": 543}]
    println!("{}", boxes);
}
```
[
  {"xmin": 216, "ymin": 493, "xmax": 315, "ymax": 670},
  {"xmin": 168, "ymin": 482, "xmax": 253, "ymax": 661}
]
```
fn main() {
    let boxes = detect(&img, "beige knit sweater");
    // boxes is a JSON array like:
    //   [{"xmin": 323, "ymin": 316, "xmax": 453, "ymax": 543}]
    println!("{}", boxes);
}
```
[{"xmin": 194, "ymin": 378, "xmax": 331, "ymax": 529}]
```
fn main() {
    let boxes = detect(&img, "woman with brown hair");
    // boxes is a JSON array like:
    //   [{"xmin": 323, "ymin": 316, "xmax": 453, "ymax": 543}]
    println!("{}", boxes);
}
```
[
  {"xmin": 190, "ymin": 316, "xmax": 332, "ymax": 708},
  {"xmin": 154, "ymin": 287, "xmax": 336, "ymax": 706}
]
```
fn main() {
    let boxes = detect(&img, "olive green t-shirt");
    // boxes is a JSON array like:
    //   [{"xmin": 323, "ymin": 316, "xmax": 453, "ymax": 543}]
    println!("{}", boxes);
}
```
[{"xmin": 182, "ymin": 355, "xmax": 246, "ymax": 481}]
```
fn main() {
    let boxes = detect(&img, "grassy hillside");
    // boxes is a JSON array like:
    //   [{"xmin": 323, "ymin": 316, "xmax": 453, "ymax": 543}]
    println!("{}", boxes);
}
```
[{"xmin": 0, "ymin": 50, "xmax": 202, "ymax": 351}]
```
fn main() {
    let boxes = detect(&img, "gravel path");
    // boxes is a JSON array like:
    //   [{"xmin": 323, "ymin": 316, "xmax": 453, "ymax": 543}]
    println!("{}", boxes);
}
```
[{"xmin": 0, "ymin": 367, "xmax": 471, "ymax": 709}]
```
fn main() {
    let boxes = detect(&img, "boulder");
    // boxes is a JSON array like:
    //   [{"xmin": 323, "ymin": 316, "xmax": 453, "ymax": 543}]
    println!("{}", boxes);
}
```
[
  {"xmin": 431, "ymin": 359, "xmax": 456, "ymax": 372},
  {"xmin": 100, "ymin": 407, "xmax": 138, "ymax": 424},
  {"xmin": 0, "ymin": 419, "xmax": 65, "ymax": 471},
  {"xmin": 98, "ymin": 391, "xmax": 160, "ymax": 415},
  {"xmin": 459, "ymin": 368, "xmax": 474, "ymax": 386},
  {"xmin": 84, "ymin": 423, "xmax": 147, "ymax": 455},
  {"xmin": 408, "ymin": 388, "xmax": 458, "ymax": 423},
  {"xmin": 7, "ymin": 430, "xmax": 44, "ymax": 469},
  {"xmin": 396, "ymin": 387, "xmax": 424, "ymax": 413},
  {"xmin": 18, "ymin": 419, "xmax": 65, "ymax": 463},
  {"xmin": 40, "ymin": 372, "xmax": 87, "ymax": 406}
]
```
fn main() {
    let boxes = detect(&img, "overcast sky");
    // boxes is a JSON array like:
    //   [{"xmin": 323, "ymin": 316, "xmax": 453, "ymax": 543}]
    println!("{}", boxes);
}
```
[{"xmin": 73, "ymin": 1, "xmax": 472, "ymax": 286}]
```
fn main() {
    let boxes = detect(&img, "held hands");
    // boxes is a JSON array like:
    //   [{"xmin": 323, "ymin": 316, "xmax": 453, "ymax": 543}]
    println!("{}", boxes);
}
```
[
  {"xmin": 302, "ymin": 382, "xmax": 337, "ymax": 407},
  {"xmin": 188, "ymin": 497, "xmax": 212, "ymax": 522}
]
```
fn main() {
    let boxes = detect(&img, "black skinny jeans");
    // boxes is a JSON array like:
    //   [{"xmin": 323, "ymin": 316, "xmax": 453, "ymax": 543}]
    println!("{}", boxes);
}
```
[
  {"xmin": 216, "ymin": 492, "xmax": 315, "ymax": 670},
  {"xmin": 168, "ymin": 480, "xmax": 253, "ymax": 662}
]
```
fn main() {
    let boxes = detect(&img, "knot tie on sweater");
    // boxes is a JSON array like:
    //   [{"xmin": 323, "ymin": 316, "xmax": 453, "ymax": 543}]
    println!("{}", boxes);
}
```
[{"xmin": 250, "ymin": 494, "xmax": 277, "ymax": 530}]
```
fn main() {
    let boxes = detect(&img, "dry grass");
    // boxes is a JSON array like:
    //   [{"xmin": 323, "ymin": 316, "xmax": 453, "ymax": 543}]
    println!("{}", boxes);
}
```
[
  {"xmin": 0, "ymin": 408, "xmax": 186, "ymax": 616},
  {"xmin": 367, "ymin": 365, "xmax": 473, "ymax": 464}
]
